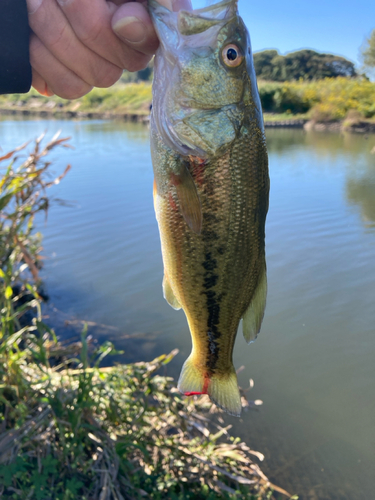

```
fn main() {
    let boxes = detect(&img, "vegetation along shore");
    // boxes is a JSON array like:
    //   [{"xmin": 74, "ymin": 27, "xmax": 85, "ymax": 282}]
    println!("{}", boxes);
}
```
[
  {"xmin": 0, "ymin": 137, "xmax": 297, "ymax": 499},
  {"xmin": 1, "ymin": 76, "xmax": 375, "ymax": 133}
]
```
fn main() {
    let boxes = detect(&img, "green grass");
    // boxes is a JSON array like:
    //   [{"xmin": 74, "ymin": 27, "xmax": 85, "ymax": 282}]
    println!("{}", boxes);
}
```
[
  {"xmin": 79, "ymin": 83, "xmax": 152, "ymax": 114},
  {"xmin": 0, "ymin": 83, "xmax": 152, "ymax": 116},
  {"xmin": 263, "ymin": 113, "xmax": 309, "ymax": 122},
  {"xmin": 1, "ymin": 77, "xmax": 375, "ymax": 124}
]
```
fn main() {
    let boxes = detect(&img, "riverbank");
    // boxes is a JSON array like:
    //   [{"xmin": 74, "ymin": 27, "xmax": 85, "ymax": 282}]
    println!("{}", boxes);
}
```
[
  {"xmin": 0, "ymin": 84, "xmax": 152, "ymax": 123},
  {"xmin": 1, "ymin": 79, "xmax": 375, "ymax": 133},
  {"xmin": 2, "ymin": 104, "xmax": 374, "ymax": 133}
]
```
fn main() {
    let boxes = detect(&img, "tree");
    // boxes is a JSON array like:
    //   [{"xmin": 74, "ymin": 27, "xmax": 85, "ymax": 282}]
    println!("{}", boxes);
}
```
[
  {"xmin": 253, "ymin": 50, "xmax": 279, "ymax": 80},
  {"xmin": 253, "ymin": 49, "xmax": 357, "ymax": 81},
  {"xmin": 361, "ymin": 29, "xmax": 375, "ymax": 76}
]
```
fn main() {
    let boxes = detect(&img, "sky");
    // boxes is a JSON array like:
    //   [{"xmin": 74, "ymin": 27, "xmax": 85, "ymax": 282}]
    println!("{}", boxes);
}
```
[{"xmin": 191, "ymin": 0, "xmax": 375, "ymax": 66}]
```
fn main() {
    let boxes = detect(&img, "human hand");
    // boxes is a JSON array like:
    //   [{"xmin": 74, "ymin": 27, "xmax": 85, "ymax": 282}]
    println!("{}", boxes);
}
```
[{"xmin": 27, "ymin": 0, "xmax": 160, "ymax": 99}]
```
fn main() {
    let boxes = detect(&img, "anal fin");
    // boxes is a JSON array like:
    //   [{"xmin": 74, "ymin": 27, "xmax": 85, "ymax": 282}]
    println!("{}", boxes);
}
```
[
  {"xmin": 243, "ymin": 265, "xmax": 267, "ymax": 344},
  {"xmin": 163, "ymin": 275, "xmax": 181, "ymax": 310},
  {"xmin": 170, "ymin": 165, "xmax": 202, "ymax": 235}
]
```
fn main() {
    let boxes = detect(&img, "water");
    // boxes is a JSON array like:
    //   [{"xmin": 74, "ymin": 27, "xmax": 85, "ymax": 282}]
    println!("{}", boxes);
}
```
[{"xmin": 1, "ymin": 118, "xmax": 374, "ymax": 499}]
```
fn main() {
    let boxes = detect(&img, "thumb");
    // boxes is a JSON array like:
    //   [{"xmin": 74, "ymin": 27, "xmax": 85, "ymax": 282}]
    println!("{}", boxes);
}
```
[{"xmin": 112, "ymin": 2, "xmax": 159, "ymax": 55}]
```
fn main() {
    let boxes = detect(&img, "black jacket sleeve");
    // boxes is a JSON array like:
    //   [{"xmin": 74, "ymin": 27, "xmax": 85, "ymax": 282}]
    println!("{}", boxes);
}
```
[{"xmin": 0, "ymin": 0, "xmax": 32, "ymax": 94}]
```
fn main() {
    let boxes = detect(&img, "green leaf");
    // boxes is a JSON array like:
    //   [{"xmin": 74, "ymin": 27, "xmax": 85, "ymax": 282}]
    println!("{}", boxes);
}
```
[
  {"xmin": 0, "ymin": 192, "xmax": 13, "ymax": 211},
  {"xmin": 5, "ymin": 286, "xmax": 13, "ymax": 299},
  {"xmin": 41, "ymin": 455, "xmax": 59, "ymax": 475},
  {"xmin": 65, "ymin": 478, "xmax": 84, "ymax": 496},
  {"xmin": 36, "ymin": 320, "xmax": 58, "ymax": 343},
  {"xmin": 0, "ymin": 457, "xmax": 29, "ymax": 487}
]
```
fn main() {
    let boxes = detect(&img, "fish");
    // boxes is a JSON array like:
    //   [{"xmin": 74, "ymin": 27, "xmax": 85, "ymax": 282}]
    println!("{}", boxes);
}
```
[{"xmin": 148, "ymin": 0, "xmax": 269, "ymax": 417}]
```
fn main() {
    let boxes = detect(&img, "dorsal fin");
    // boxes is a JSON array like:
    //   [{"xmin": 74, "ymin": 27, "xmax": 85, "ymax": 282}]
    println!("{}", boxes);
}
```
[{"xmin": 178, "ymin": 11, "xmax": 222, "ymax": 36}]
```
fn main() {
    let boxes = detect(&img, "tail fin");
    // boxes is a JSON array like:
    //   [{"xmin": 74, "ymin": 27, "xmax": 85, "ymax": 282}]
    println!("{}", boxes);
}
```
[{"xmin": 177, "ymin": 357, "xmax": 242, "ymax": 417}]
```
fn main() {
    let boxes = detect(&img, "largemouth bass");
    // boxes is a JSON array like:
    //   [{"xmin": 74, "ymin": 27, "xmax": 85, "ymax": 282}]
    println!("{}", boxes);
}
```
[{"xmin": 148, "ymin": 0, "xmax": 269, "ymax": 416}]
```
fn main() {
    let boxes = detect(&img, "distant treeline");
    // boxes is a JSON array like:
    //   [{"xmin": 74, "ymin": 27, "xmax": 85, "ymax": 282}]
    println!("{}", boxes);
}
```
[
  {"xmin": 253, "ymin": 49, "xmax": 357, "ymax": 81},
  {"xmin": 121, "ymin": 65, "xmax": 153, "ymax": 83},
  {"xmin": 124, "ymin": 48, "xmax": 358, "ymax": 84}
]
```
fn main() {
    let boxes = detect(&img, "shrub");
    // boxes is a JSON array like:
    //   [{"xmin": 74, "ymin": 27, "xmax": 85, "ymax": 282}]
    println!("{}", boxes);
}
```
[{"xmin": 258, "ymin": 77, "xmax": 375, "ymax": 120}]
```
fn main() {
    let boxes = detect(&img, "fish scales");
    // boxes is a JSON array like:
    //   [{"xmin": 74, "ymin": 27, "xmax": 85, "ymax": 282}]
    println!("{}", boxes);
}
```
[{"xmin": 149, "ymin": 0, "xmax": 269, "ymax": 416}]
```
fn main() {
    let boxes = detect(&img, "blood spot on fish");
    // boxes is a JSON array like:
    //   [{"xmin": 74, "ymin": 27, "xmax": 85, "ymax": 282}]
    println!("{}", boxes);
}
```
[
  {"xmin": 168, "ymin": 192, "xmax": 178, "ymax": 211},
  {"xmin": 189, "ymin": 156, "xmax": 206, "ymax": 187},
  {"xmin": 170, "ymin": 173, "xmax": 182, "ymax": 187},
  {"xmin": 184, "ymin": 375, "xmax": 210, "ymax": 397}
]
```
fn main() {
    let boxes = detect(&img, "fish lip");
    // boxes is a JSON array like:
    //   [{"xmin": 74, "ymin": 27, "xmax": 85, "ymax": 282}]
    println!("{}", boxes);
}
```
[
  {"xmin": 187, "ymin": 0, "xmax": 237, "ymax": 16},
  {"xmin": 149, "ymin": 0, "xmax": 237, "ymax": 17}
]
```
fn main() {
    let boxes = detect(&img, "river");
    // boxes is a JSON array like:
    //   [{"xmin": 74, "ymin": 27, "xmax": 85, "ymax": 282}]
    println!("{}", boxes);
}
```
[{"xmin": 1, "ymin": 118, "xmax": 374, "ymax": 499}]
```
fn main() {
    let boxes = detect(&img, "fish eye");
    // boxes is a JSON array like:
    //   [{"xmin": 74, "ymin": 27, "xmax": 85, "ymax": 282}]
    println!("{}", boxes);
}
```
[{"xmin": 222, "ymin": 44, "xmax": 244, "ymax": 68}]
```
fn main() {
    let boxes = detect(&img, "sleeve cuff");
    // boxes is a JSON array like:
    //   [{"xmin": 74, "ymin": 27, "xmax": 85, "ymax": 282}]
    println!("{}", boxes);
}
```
[{"xmin": 0, "ymin": 0, "xmax": 32, "ymax": 95}]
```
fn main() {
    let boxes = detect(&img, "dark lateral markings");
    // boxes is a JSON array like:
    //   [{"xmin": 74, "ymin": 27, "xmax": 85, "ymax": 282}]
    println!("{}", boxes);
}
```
[
  {"xmin": 204, "ymin": 274, "xmax": 218, "ymax": 289},
  {"xmin": 202, "ymin": 252, "xmax": 217, "ymax": 271},
  {"xmin": 202, "ymin": 250, "xmax": 222, "ymax": 373}
]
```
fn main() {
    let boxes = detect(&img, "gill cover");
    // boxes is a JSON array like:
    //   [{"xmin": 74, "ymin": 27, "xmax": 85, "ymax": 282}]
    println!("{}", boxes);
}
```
[{"xmin": 149, "ymin": 0, "xmax": 261, "ymax": 159}]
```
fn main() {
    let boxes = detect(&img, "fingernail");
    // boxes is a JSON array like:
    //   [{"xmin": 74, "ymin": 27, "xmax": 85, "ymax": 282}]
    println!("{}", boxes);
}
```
[
  {"xmin": 26, "ymin": 0, "xmax": 44, "ymax": 14},
  {"xmin": 113, "ymin": 17, "xmax": 147, "ymax": 44}
]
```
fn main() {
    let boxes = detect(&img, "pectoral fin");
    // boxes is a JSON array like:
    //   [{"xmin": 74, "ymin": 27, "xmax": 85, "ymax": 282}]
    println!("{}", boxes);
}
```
[
  {"xmin": 243, "ymin": 266, "xmax": 267, "ymax": 344},
  {"xmin": 171, "ymin": 166, "xmax": 202, "ymax": 235},
  {"xmin": 163, "ymin": 275, "xmax": 181, "ymax": 310}
]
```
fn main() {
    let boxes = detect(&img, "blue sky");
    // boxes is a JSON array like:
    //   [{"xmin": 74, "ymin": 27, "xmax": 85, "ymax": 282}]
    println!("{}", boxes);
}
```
[{"xmin": 191, "ymin": 0, "xmax": 375, "ymax": 66}]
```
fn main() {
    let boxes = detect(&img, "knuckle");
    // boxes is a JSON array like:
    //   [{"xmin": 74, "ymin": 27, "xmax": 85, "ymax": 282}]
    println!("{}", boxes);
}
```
[
  {"xmin": 48, "ymin": 23, "xmax": 70, "ymax": 50},
  {"xmin": 123, "ymin": 55, "xmax": 151, "ymax": 73},
  {"xmin": 91, "ymin": 65, "xmax": 122, "ymax": 88},
  {"xmin": 99, "ymin": 68, "xmax": 123, "ymax": 88},
  {"xmin": 60, "ymin": 82, "xmax": 93, "ymax": 100},
  {"xmin": 79, "ymin": 18, "xmax": 104, "ymax": 46}
]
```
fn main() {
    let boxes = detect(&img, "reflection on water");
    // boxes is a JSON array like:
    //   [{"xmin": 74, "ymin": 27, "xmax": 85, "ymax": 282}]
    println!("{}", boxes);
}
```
[
  {"xmin": 1, "ymin": 119, "xmax": 374, "ymax": 499},
  {"xmin": 346, "ymin": 159, "xmax": 375, "ymax": 229}
]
